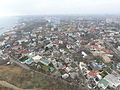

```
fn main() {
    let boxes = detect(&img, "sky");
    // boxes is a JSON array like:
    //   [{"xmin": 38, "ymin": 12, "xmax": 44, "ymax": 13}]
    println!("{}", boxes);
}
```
[{"xmin": 0, "ymin": 0, "xmax": 120, "ymax": 16}]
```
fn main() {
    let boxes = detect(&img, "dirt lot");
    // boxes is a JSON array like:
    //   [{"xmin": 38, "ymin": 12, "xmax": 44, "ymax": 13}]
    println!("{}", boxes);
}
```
[
  {"xmin": 0, "ymin": 65, "xmax": 22, "ymax": 81},
  {"xmin": 0, "ymin": 64, "xmax": 79, "ymax": 90}
]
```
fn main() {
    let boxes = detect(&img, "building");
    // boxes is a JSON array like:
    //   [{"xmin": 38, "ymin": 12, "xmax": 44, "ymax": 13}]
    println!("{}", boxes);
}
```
[
  {"xmin": 32, "ymin": 55, "xmax": 42, "ymax": 63},
  {"xmin": 104, "ymin": 74, "xmax": 120, "ymax": 89},
  {"xmin": 50, "ymin": 67, "xmax": 55, "ymax": 72},
  {"xmin": 24, "ymin": 58, "xmax": 34, "ymax": 64},
  {"xmin": 40, "ymin": 59, "xmax": 50, "ymax": 66},
  {"xmin": 62, "ymin": 73, "xmax": 69, "ymax": 79},
  {"xmin": 81, "ymin": 51, "xmax": 87, "ymax": 58},
  {"xmin": 102, "ymin": 56, "xmax": 112, "ymax": 63},
  {"xmin": 98, "ymin": 73, "xmax": 120, "ymax": 89},
  {"xmin": 117, "ymin": 46, "xmax": 120, "ymax": 51},
  {"xmin": 87, "ymin": 71, "xmax": 96, "ymax": 78},
  {"xmin": 79, "ymin": 62, "xmax": 87, "ymax": 70},
  {"xmin": 98, "ymin": 79, "xmax": 109, "ymax": 89},
  {"xmin": 88, "ymin": 62, "xmax": 102, "ymax": 72},
  {"xmin": 91, "ymin": 51, "xmax": 105, "ymax": 56}
]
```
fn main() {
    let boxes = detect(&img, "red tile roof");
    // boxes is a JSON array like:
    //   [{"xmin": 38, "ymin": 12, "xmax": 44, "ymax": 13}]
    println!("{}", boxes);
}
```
[
  {"xmin": 61, "ymin": 65, "xmax": 66, "ymax": 69},
  {"xmin": 88, "ymin": 71, "xmax": 96, "ymax": 77}
]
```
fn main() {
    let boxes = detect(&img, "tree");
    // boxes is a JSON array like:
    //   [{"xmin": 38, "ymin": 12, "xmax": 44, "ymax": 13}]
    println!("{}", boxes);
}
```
[{"xmin": 45, "ymin": 47, "xmax": 49, "ymax": 51}]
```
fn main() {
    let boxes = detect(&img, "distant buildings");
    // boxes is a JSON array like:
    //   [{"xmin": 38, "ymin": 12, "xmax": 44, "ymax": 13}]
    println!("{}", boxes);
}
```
[{"xmin": 0, "ymin": 16, "xmax": 120, "ymax": 90}]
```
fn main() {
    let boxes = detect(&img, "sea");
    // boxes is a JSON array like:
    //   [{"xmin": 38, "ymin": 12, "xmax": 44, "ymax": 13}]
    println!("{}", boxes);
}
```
[{"xmin": 0, "ymin": 16, "xmax": 19, "ymax": 34}]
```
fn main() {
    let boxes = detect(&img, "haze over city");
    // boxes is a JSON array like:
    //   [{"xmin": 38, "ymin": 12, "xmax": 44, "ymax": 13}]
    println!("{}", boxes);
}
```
[
  {"xmin": 0, "ymin": 0, "xmax": 120, "ymax": 90},
  {"xmin": 0, "ymin": 0, "xmax": 120, "ymax": 16}
]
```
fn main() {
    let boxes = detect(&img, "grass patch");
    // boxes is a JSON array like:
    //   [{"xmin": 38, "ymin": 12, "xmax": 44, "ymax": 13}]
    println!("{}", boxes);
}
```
[
  {"xmin": 19, "ymin": 56, "xmax": 28, "ymax": 62},
  {"xmin": 100, "ymin": 71, "xmax": 108, "ymax": 78}
]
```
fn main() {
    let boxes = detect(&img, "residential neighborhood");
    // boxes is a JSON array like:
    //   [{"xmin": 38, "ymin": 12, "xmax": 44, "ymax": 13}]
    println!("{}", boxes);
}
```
[{"xmin": 0, "ymin": 16, "xmax": 120, "ymax": 90}]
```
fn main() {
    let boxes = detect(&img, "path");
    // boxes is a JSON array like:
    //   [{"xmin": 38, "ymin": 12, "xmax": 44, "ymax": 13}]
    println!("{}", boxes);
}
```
[{"xmin": 0, "ymin": 80, "xmax": 35, "ymax": 90}]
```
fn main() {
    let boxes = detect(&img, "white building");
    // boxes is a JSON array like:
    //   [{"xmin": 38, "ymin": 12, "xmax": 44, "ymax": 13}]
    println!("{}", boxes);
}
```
[
  {"xmin": 104, "ymin": 74, "xmax": 120, "ymax": 89},
  {"xmin": 117, "ymin": 46, "xmax": 120, "ymax": 51},
  {"xmin": 81, "ymin": 51, "xmax": 88, "ymax": 58}
]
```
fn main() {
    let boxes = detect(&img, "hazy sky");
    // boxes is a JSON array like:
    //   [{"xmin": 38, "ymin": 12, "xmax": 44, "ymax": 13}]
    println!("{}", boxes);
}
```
[{"xmin": 0, "ymin": 0, "xmax": 120, "ymax": 16}]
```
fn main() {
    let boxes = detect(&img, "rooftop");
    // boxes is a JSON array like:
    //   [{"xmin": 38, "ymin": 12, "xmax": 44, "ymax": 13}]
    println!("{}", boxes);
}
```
[{"xmin": 98, "ymin": 79, "xmax": 109, "ymax": 89}]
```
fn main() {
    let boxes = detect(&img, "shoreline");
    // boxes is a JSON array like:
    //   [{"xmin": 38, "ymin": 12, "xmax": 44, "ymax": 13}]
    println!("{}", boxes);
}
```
[{"xmin": 0, "ymin": 16, "xmax": 19, "ymax": 35}]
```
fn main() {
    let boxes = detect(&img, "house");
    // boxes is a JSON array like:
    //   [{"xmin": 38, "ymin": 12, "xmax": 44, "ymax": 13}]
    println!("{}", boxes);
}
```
[
  {"xmin": 46, "ymin": 43, "xmax": 53, "ymax": 48},
  {"xmin": 116, "ymin": 63, "xmax": 120, "ymax": 70},
  {"xmin": 18, "ymin": 39, "xmax": 28, "ymax": 44},
  {"xmin": 59, "ymin": 40, "xmax": 63, "ymax": 44},
  {"xmin": 88, "ymin": 46, "xmax": 101, "ymax": 51},
  {"xmin": 18, "ymin": 49, "xmax": 30, "ymax": 55},
  {"xmin": 50, "ymin": 67, "xmax": 55, "ymax": 72},
  {"xmin": 51, "ymin": 59, "xmax": 57, "ymax": 69},
  {"xmin": 88, "ymin": 62, "xmax": 102, "ymax": 72},
  {"xmin": 104, "ymin": 50, "xmax": 113, "ymax": 54},
  {"xmin": 111, "ymin": 70, "xmax": 120, "ymax": 77},
  {"xmin": 62, "ymin": 73, "xmax": 69, "ymax": 79},
  {"xmin": 28, "ymin": 52, "xmax": 35, "ymax": 57},
  {"xmin": 24, "ymin": 58, "xmax": 34, "ymax": 64},
  {"xmin": 87, "ymin": 71, "xmax": 96, "ymax": 78},
  {"xmin": 81, "ymin": 51, "xmax": 87, "ymax": 58},
  {"xmin": 61, "ymin": 65, "xmax": 66, "ymax": 69},
  {"xmin": 95, "ymin": 75, "xmax": 102, "ymax": 82},
  {"xmin": 58, "ymin": 62, "xmax": 63, "ymax": 69},
  {"xmin": 102, "ymin": 56, "xmax": 112, "ymax": 63},
  {"xmin": 64, "ymin": 67, "xmax": 71, "ymax": 72},
  {"xmin": 98, "ymin": 65, "xmax": 103, "ymax": 69},
  {"xmin": 40, "ymin": 59, "xmax": 50, "ymax": 66},
  {"xmin": 59, "ymin": 49, "xmax": 66, "ymax": 54},
  {"xmin": 66, "ymin": 44, "xmax": 72, "ymax": 49},
  {"xmin": 105, "ymin": 54, "xmax": 113, "ymax": 58},
  {"xmin": 5, "ymin": 44, "xmax": 11, "ymax": 48},
  {"xmin": 91, "ymin": 51, "xmax": 105, "ymax": 56},
  {"xmin": 64, "ymin": 58, "xmax": 72, "ymax": 63},
  {"xmin": 11, "ymin": 46, "xmax": 22, "ymax": 50},
  {"xmin": 104, "ymin": 74, "xmax": 120, "ymax": 89},
  {"xmin": 32, "ymin": 55, "xmax": 42, "ymax": 63},
  {"xmin": 117, "ymin": 46, "xmax": 120, "ymax": 51},
  {"xmin": 98, "ymin": 79, "xmax": 109, "ymax": 89},
  {"xmin": 79, "ymin": 62, "xmax": 87, "ymax": 70}
]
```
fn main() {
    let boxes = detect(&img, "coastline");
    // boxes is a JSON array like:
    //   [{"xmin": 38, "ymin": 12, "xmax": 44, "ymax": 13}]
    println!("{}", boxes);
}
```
[{"xmin": 0, "ymin": 16, "xmax": 19, "ymax": 35}]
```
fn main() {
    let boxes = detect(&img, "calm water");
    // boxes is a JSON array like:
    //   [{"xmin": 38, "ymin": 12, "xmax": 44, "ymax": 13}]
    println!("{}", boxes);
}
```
[{"xmin": 0, "ymin": 16, "xmax": 19, "ymax": 34}]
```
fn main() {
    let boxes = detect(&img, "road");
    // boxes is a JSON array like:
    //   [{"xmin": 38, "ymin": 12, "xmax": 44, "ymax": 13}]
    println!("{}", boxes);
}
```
[
  {"xmin": 105, "ymin": 41, "xmax": 120, "ymax": 59},
  {"xmin": 78, "ymin": 63, "xmax": 89, "ymax": 90},
  {"xmin": 9, "ymin": 55, "xmax": 30, "ymax": 70}
]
